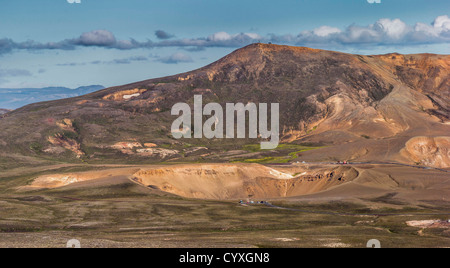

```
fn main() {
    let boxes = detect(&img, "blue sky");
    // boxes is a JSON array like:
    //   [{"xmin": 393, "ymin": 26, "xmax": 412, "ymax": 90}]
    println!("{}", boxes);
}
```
[{"xmin": 0, "ymin": 0, "xmax": 448, "ymax": 88}]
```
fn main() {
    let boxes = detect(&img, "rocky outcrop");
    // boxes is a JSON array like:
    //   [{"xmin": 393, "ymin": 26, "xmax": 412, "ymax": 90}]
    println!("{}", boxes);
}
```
[
  {"xmin": 401, "ymin": 136, "xmax": 450, "ymax": 168},
  {"xmin": 110, "ymin": 141, "xmax": 179, "ymax": 159},
  {"xmin": 45, "ymin": 119, "xmax": 84, "ymax": 158},
  {"xmin": 136, "ymin": 148, "xmax": 179, "ymax": 158},
  {"xmin": 111, "ymin": 142, "xmax": 143, "ymax": 154},
  {"xmin": 102, "ymin": 88, "xmax": 147, "ymax": 101},
  {"xmin": 48, "ymin": 134, "xmax": 84, "ymax": 158}
]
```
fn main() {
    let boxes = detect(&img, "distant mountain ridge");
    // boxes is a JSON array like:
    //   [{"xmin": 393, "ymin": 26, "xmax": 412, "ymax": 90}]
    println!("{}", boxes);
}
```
[
  {"xmin": 0, "ymin": 109, "xmax": 11, "ymax": 115},
  {"xmin": 0, "ymin": 85, "xmax": 105, "ymax": 109}
]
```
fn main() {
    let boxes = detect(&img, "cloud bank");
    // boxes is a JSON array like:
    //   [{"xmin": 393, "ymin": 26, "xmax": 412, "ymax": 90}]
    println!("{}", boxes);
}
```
[
  {"xmin": 0, "ymin": 16, "xmax": 448, "ymax": 55},
  {"xmin": 276, "ymin": 15, "xmax": 450, "ymax": 46},
  {"xmin": 57, "ymin": 55, "xmax": 150, "ymax": 66},
  {"xmin": 0, "ymin": 69, "xmax": 32, "ymax": 77},
  {"xmin": 157, "ymin": 53, "xmax": 193, "ymax": 64}
]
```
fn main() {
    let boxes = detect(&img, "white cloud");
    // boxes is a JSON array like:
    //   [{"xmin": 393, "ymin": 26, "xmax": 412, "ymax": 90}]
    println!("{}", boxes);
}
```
[
  {"xmin": 207, "ymin": 32, "xmax": 261, "ymax": 42},
  {"xmin": 414, "ymin": 22, "xmax": 440, "ymax": 37},
  {"xmin": 293, "ymin": 15, "xmax": 450, "ymax": 46},
  {"xmin": 374, "ymin": 18, "xmax": 410, "ymax": 40},
  {"xmin": 341, "ymin": 25, "xmax": 379, "ymax": 43},
  {"xmin": 433, "ymin": 15, "xmax": 450, "ymax": 30},
  {"xmin": 208, "ymin": 32, "xmax": 232, "ymax": 42},
  {"xmin": 75, "ymin": 30, "xmax": 117, "ymax": 46},
  {"xmin": 244, "ymin": 33, "xmax": 262, "ymax": 40},
  {"xmin": 312, "ymin": 26, "xmax": 342, "ymax": 37},
  {"xmin": 115, "ymin": 40, "xmax": 136, "ymax": 49},
  {"xmin": 413, "ymin": 15, "xmax": 450, "ymax": 40}
]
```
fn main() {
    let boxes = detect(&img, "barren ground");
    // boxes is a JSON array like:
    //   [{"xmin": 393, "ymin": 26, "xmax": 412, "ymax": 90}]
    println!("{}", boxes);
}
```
[{"xmin": 0, "ymin": 162, "xmax": 448, "ymax": 248}]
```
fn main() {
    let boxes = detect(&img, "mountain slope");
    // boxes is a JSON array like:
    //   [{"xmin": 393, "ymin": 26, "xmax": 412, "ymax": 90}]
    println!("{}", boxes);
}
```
[{"xmin": 0, "ymin": 44, "xmax": 448, "ymax": 168}]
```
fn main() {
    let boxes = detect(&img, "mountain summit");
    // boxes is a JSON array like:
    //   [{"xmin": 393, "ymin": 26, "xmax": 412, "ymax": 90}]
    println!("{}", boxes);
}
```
[{"xmin": 0, "ymin": 44, "xmax": 448, "ymax": 168}]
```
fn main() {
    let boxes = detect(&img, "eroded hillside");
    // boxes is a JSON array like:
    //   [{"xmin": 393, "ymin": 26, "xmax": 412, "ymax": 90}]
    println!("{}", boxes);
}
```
[{"xmin": 0, "ymin": 44, "xmax": 448, "ymax": 168}]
